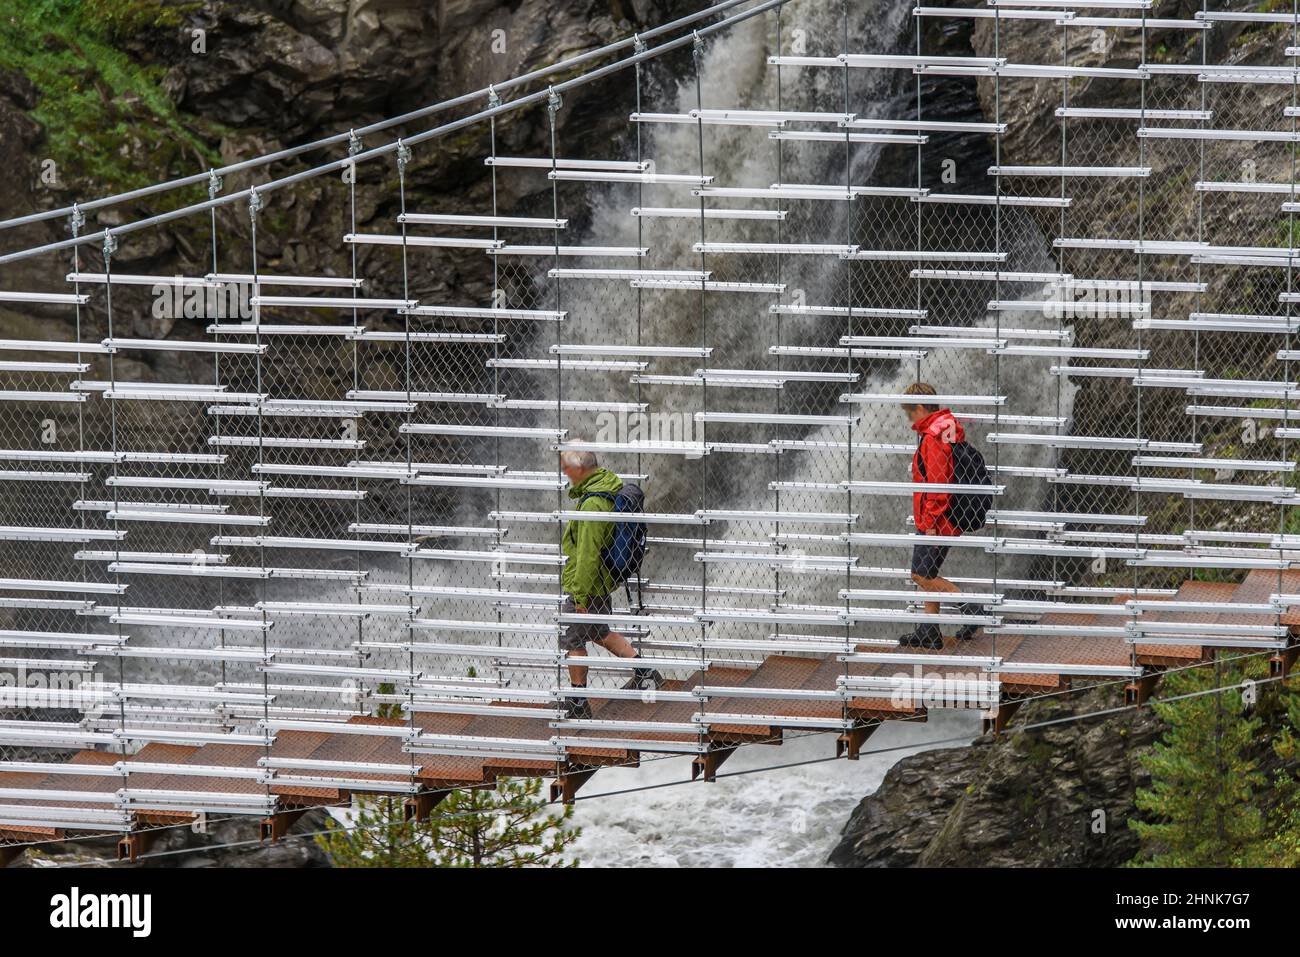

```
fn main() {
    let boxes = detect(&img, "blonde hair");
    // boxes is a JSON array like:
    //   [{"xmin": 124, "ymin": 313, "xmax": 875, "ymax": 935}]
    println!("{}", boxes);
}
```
[{"xmin": 902, "ymin": 381, "xmax": 940, "ymax": 413}]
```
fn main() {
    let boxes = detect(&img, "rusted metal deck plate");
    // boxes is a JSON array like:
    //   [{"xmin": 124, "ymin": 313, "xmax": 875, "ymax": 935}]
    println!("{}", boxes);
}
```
[
  {"xmin": 0, "ymin": 751, "xmax": 122, "ymax": 842},
  {"xmin": 568, "ymin": 667, "xmax": 772, "ymax": 746},
  {"xmin": 409, "ymin": 711, "xmax": 493, "ymax": 785},
  {"xmin": 1134, "ymin": 582, "xmax": 1228, "ymax": 663},
  {"xmin": 3, "ymin": 571, "xmax": 1293, "ymax": 847},
  {"xmin": 587, "ymin": 676, "xmax": 701, "ymax": 748},
  {"xmin": 992, "ymin": 604, "xmax": 1121, "ymax": 685},
  {"xmin": 1278, "ymin": 570, "xmax": 1300, "ymax": 627},
  {"xmin": 275, "ymin": 716, "xmax": 429, "ymax": 802},
  {"xmin": 121, "ymin": 744, "xmax": 206, "ymax": 825},
  {"xmin": 146, "ymin": 741, "xmax": 265, "ymax": 798},
  {"xmin": 1, "ymin": 750, "xmax": 120, "ymax": 811},
  {"xmin": 704, "ymin": 657, "xmax": 830, "ymax": 735}
]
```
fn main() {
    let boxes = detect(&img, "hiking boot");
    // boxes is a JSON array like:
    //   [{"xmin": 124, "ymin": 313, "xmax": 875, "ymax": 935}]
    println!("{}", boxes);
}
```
[
  {"xmin": 900, "ymin": 624, "xmax": 943, "ymax": 650},
  {"xmin": 954, "ymin": 603, "xmax": 986, "ymax": 641},
  {"xmin": 632, "ymin": 666, "xmax": 664, "ymax": 691},
  {"xmin": 564, "ymin": 697, "xmax": 592, "ymax": 721}
]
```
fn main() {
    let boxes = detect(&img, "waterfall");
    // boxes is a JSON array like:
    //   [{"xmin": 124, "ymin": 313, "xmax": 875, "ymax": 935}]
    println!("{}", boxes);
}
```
[{"xmin": 99, "ymin": 0, "xmax": 1073, "ymax": 866}]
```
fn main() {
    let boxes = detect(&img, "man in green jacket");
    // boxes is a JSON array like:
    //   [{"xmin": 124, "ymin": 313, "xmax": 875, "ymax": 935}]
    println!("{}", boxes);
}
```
[{"xmin": 559, "ymin": 450, "xmax": 662, "ymax": 720}]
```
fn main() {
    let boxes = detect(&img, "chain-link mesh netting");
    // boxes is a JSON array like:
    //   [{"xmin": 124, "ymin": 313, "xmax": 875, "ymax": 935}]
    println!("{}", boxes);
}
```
[{"xmin": 1, "ymin": 0, "xmax": 1298, "ymax": 838}]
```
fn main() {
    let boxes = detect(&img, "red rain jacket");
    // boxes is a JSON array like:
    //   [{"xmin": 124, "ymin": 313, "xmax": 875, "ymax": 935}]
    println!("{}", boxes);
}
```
[{"xmin": 911, "ymin": 408, "xmax": 964, "ymax": 537}]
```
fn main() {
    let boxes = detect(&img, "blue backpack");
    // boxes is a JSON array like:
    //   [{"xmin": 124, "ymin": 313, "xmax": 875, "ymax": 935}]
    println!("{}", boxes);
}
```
[{"xmin": 580, "ymin": 483, "xmax": 647, "ymax": 583}]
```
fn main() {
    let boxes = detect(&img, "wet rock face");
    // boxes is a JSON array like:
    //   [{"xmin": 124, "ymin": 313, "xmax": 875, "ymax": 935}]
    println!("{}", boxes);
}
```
[
  {"xmin": 829, "ymin": 688, "xmax": 1162, "ymax": 867},
  {"xmin": 0, "ymin": 0, "xmax": 696, "ymax": 287},
  {"xmin": 826, "ymin": 744, "xmax": 984, "ymax": 868},
  {"xmin": 13, "ymin": 808, "xmax": 333, "ymax": 868},
  {"xmin": 155, "ymin": 1, "xmax": 687, "ymax": 142},
  {"xmin": 0, "ymin": 72, "xmax": 45, "ymax": 227},
  {"xmin": 0, "ymin": 0, "xmax": 699, "ymax": 533}
]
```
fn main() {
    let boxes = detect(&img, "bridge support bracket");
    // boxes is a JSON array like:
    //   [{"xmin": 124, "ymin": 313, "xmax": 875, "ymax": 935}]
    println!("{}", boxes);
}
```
[
  {"xmin": 1271, "ymin": 645, "xmax": 1300, "ymax": 680},
  {"xmin": 404, "ymin": 790, "xmax": 450, "ymax": 822},
  {"xmin": 117, "ymin": 829, "xmax": 156, "ymax": 864},
  {"xmin": 551, "ymin": 767, "xmax": 597, "ymax": 804},
  {"xmin": 692, "ymin": 744, "xmax": 738, "ymax": 782},
  {"xmin": 836, "ymin": 723, "xmax": 878, "ymax": 760},
  {"xmin": 1125, "ymin": 673, "xmax": 1160, "ymax": 708},
  {"xmin": 983, "ymin": 699, "xmax": 1023, "ymax": 736},
  {"xmin": 261, "ymin": 808, "xmax": 307, "ymax": 843}
]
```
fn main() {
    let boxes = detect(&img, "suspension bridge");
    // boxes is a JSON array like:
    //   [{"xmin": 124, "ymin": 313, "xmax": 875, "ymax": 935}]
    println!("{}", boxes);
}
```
[{"xmin": 1, "ymin": 0, "xmax": 1299, "ymax": 863}]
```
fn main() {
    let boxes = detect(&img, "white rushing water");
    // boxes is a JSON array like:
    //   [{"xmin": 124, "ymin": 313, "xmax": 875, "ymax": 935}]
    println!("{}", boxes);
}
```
[
  {"xmin": 135, "ymin": 0, "xmax": 1067, "ymax": 868},
  {"xmin": 317, "ymin": 0, "xmax": 1064, "ymax": 867},
  {"xmin": 569, "ymin": 709, "xmax": 980, "ymax": 867},
  {"xmin": 552, "ymin": 2, "xmax": 1063, "ymax": 866}
]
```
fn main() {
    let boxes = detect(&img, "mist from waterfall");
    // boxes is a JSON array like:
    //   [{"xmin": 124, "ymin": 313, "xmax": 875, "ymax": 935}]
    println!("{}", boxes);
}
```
[{"xmin": 115, "ymin": 0, "xmax": 1073, "ymax": 867}]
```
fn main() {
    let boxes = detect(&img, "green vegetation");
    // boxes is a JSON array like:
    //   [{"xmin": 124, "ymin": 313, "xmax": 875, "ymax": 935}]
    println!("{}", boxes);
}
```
[
  {"xmin": 324, "ymin": 677, "xmax": 580, "ymax": 868},
  {"xmin": 315, "ymin": 795, "xmax": 433, "ymax": 868},
  {"xmin": 1280, "ymin": 216, "xmax": 1300, "ymax": 252},
  {"xmin": 1130, "ymin": 657, "xmax": 1268, "ymax": 866},
  {"xmin": 0, "ymin": 0, "xmax": 216, "ymax": 191},
  {"xmin": 1266, "ymin": 691, "xmax": 1300, "ymax": 863},
  {"xmin": 1130, "ymin": 657, "xmax": 1300, "ymax": 866},
  {"xmin": 317, "ymin": 778, "xmax": 582, "ymax": 868}
]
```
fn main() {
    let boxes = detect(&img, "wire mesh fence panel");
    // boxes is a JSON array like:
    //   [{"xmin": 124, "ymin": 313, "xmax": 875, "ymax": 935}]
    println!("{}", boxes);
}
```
[{"xmin": 0, "ymin": 0, "xmax": 1298, "ymax": 843}]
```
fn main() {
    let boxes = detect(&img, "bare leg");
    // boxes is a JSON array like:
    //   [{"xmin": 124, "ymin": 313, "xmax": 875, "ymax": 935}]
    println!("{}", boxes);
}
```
[
  {"xmin": 596, "ymin": 630, "xmax": 636, "ymax": 659},
  {"xmin": 567, "ymin": 645, "xmax": 588, "ymax": 688},
  {"xmin": 912, "ymin": 572, "xmax": 960, "ymax": 616},
  {"xmin": 567, "ymin": 633, "xmax": 634, "ymax": 688}
]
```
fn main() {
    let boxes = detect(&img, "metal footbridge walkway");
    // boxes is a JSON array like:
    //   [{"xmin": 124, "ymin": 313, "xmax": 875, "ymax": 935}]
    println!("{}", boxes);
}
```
[{"xmin": 1, "ymin": 0, "xmax": 1300, "ymax": 860}]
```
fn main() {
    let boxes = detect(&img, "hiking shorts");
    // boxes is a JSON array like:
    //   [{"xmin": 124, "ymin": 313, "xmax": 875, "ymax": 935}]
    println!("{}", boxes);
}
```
[
  {"xmin": 910, "ymin": 543, "xmax": 951, "ymax": 580},
  {"xmin": 560, "ymin": 593, "xmax": 613, "ymax": 651}
]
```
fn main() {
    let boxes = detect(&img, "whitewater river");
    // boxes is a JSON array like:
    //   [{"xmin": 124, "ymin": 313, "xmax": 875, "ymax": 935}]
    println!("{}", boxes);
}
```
[{"xmin": 568, "ymin": 709, "xmax": 980, "ymax": 867}]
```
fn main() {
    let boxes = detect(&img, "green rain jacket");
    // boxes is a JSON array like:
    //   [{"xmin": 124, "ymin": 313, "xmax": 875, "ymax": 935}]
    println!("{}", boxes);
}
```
[{"xmin": 561, "ymin": 467, "xmax": 624, "ymax": 607}]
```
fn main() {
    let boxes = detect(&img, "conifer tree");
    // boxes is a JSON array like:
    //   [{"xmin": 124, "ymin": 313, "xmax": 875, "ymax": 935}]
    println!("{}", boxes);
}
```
[
  {"xmin": 316, "ymin": 795, "xmax": 432, "ymax": 868},
  {"xmin": 316, "ymin": 777, "xmax": 580, "ymax": 868},
  {"xmin": 1130, "ymin": 656, "xmax": 1267, "ymax": 867},
  {"xmin": 1266, "ymin": 684, "xmax": 1300, "ymax": 866},
  {"xmin": 318, "ymin": 679, "xmax": 579, "ymax": 867},
  {"xmin": 424, "ymin": 777, "xmax": 581, "ymax": 868}
]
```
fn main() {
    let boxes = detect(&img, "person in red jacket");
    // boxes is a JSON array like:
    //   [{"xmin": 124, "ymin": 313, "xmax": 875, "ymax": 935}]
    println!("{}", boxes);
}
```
[{"xmin": 899, "ymin": 382, "xmax": 981, "ymax": 648}]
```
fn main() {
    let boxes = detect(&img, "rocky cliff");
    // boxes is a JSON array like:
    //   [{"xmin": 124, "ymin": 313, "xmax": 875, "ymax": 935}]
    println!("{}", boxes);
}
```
[
  {"xmin": 1, "ymin": 0, "xmax": 698, "ymax": 327},
  {"xmin": 13, "ymin": 807, "xmax": 332, "ymax": 867},
  {"xmin": 829, "ymin": 687, "xmax": 1163, "ymax": 867}
]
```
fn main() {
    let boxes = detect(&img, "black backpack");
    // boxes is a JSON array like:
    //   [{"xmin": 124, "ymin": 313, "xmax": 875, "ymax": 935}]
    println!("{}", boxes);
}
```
[
  {"xmin": 915, "ymin": 438, "xmax": 993, "ymax": 532},
  {"xmin": 579, "ymin": 483, "xmax": 647, "ymax": 582}
]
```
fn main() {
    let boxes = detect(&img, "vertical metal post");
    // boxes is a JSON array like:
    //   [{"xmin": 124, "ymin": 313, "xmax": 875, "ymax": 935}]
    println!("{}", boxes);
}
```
[
  {"xmin": 346, "ymin": 131, "xmax": 367, "ymax": 710},
  {"xmin": 247, "ymin": 187, "xmax": 273, "ymax": 803},
  {"xmin": 207, "ymin": 169, "xmax": 231, "ymax": 710},
  {"xmin": 1131, "ymin": 0, "xmax": 1148, "ymax": 683},
  {"xmin": 487, "ymin": 87, "xmax": 506, "ymax": 683},
  {"xmin": 991, "ymin": 4, "xmax": 1002, "ymax": 667},
  {"xmin": 692, "ymin": 31, "xmax": 710, "ymax": 752},
  {"xmin": 841, "ymin": 0, "xmax": 854, "ymax": 734},
  {"xmin": 546, "ymin": 87, "xmax": 566, "ymax": 766},
  {"xmin": 101, "ymin": 228, "xmax": 128, "ymax": 842},
  {"xmin": 395, "ymin": 138, "xmax": 418, "ymax": 786}
]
